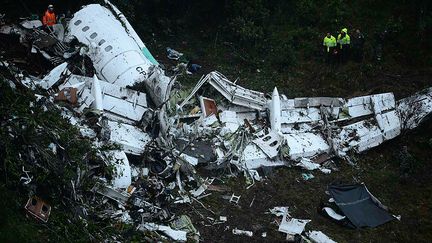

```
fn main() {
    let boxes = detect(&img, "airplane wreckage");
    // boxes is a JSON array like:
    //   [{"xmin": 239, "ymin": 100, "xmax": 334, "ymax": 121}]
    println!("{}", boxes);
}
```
[{"xmin": 1, "ymin": 1, "xmax": 432, "ymax": 242}]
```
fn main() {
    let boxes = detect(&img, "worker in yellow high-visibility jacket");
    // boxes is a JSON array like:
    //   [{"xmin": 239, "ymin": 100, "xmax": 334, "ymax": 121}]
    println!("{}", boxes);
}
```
[
  {"xmin": 323, "ymin": 33, "xmax": 337, "ymax": 63},
  {"xmin": 337, "ymin": 28, "xmax": 351, "ymax": 63}
]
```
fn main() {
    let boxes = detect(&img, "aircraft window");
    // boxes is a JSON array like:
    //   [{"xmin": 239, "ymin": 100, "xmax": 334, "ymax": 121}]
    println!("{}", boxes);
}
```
[
  {"xmin": 74, "ymin": 20, "xmax": 82, "ymax": 26},
  {"xmin": 98, "ymin": 39, "xmax": 106, "ymax": 46},
  {"xmin": 90, "ymin": 32, "xmax": 97, "ymax": 39},
  {"xmin": 82, "ymin": 26, "xmax": 89, "ymax": 32},
  {"xmin": 105, "ymin": 45, "xmax": 113, "ymax": 52}
]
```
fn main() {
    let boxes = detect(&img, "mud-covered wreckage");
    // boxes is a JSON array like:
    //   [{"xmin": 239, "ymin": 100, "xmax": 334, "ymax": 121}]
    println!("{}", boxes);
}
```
[{"xmin": 1, "ymin": 1, "xmax": 431, "ymax": 241}]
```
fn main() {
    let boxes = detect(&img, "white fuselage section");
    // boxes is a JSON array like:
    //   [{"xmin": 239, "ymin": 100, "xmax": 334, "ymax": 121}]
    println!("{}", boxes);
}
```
[{"xmin": 68, "ymin": 4, "xmax": 151, "ymax": 87}]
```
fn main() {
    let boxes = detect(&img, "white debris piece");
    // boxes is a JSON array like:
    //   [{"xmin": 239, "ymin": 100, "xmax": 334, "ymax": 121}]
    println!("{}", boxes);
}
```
[
  {"xmin": 219, "ymin": 110, "xmax": 240, "ymax": 134},
  {"xmin": 252, "ymin": 131, "xmax": 284, "ymax": 159},
  {"xmin": 270, "ymin": 87, "xmax": 282, "ymax": 132},
  {"xmin": 375, "ymin": 110, "xmax": 401, "ymax": 140},
  {"xmin": 179, "ymin": 153, "xmax": 199, "ymax": 166},
  {"xmin": 190, "ymin": 178, "xmax": 214, "ymax": 197},
  {"xmin": 105, "ymin": 120, "xmax": 151, "ymax": 155},
  {"xmin": 345, "ymin": 95, "xmax": 373, "ymax": 118},
  {"xmin": 322, "ymin": 207, "xmax": 346, "ymax": 221},
  {"xmin": 20, "ymin": 20, "xmax": 43, "ymax": 29},
  {"xmin": 284, "ymin": 133, "xmax": 330, "ymax": 160},
  {"xmin": 219, "ymin": 216, "xmax": 227, "ymax": 222},
  {"xmin": 38, "ymin": 62, "xmax": 69, "ymax": 89},
  {"xmin": 278, "ymin": 208, "xmax": 310, "ymax": 236},
  {"xmin": 296, "ymin": 158, "xmax": 320, "ymax": 170},
  {"xmin": 296, "ymin": 158, "xmax": 332, "ymax": 174},
  {"xmin": 269, "ymin": 206, "xmax": 290, "ymax": 217},
  {"xmin": 232, "ymin": 228, "xmax": 253, "ymax": 237},
  {"xmin": 202, "ymin": 114, "xmax": 218, "ymax": 127},
  {"xmin": 138, "ymin": 223, "xmax": 187, "ymax": 241},
  {"xmin": 371, "ymin": 93, "xmax": 396, "ymax": 114},
  {"xmin": 397, "ymin": 87, "xmax": 432, "ymax": 130},
  {"xmin": 278, "ymin": 217, "xmax": 311, "ymax": 235},
  {"xmin": 103, "ymin": 150, "xmax": 132, "ymax": 189},
  {"xmin": 241, "ymin": 144, "xmax": 286, "ymax": 169},
  {"xmin": 335, "ymin": 119, "xmax": 383, "ymax": 155},
  {"xmin": 91, "ymin": 75, "xmax": 103, "ymax": 112},
  {"xmin": 180, "ymin": 71, "xmax": 267, "ymax": 110},
  {"xmin": 307, "ymin": 231, "xmax": 337, "ymax": 243},
  {"xmin": 93, "ymin": 183, "xmax": 129, "ymax": 205},
  {"xmin": 60, "ymin": 75, "xmax": 149, "ymax": 123}
]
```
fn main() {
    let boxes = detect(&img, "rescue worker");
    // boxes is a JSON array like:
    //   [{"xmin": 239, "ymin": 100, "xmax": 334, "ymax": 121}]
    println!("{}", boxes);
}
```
[
  {"xmin": 337, "ymin": 28, "xmax": 350, "ymax": 63},
  {"xmin": 352, "ymin": 29, "xmax": 365, "ymax": 62},
  {"xmin": 323, "ymin": 33, "xmax": 337, "ymax": 63},
  {"xmin": 42, "ymin": 5, "xmax": 56, "ymax": 29}
]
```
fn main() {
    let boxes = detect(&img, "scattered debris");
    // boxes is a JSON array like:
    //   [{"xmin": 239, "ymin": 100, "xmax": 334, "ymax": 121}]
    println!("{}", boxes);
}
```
[
  {"xmin": 1, "ymin": 1, "xmax": 431, "ymax": 242},
  {"xmin": 24, "ymin": 196, "xmax": 51, "ymax": 223},
  {"xmin": 278, "ymin": 217, "xmax": 311, "ymax": 235},
  {"xmin": 232, "ymin": 228, "xmax": 253, "ymax": 237},
  {"xmin": 307, "ymin": 230, "xmax": 337, "ymax": 243},
  {"xmin": 229, "ymin": 193, "xmax": 241, "ymax": 204}
]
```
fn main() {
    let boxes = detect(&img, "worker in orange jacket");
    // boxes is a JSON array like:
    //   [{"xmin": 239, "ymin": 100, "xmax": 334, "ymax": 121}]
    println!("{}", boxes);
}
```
[{"xmin": 42, "ymin": 5, "xmax": 56, "ymax": 27}]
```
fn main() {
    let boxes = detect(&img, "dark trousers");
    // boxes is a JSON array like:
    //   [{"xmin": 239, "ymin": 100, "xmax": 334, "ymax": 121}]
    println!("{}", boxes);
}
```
[
  {"xmin": 325, "ymin": 47, "xmax": 336, "ymax": 64},
  {"xmin": 338, "ymin": 44, "xmax": 350, "ymax": 63}
]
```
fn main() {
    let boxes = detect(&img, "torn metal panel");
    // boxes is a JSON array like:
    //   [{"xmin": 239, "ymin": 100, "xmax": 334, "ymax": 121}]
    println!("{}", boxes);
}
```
[
  {"xmin": 38, "ymin": 62, "xmax": 70, "ymax": 89},
  {"xmin": 375, "ymin": 110, "xmax": 401, "ymax": 140},
  {"xmin": 241, "ymin": 144, "xmax": 286, "ymax": 169},
  {"xmin": 144, "ymin": 66, "xmax": 175, "ymax": 107},
  {"xmin": 278, "ymin": 214, "xmax": 310, "ymax": 235},
  {"xmin": 219, "ymin": 110, "xmax": 241, "ymax": 134},
  {"xmin": 93, "ymin": 182, "xmax": 129, "ymax": 205},
  {"xmin": 284, "ymin": 133, "xmax": 330, "ymax": 160},
  {"xmin": 397, "ymin": 87, "xmax": 432, "ymax": 130},
  {"xmin": 345, "ymin": 95, "xmax": 373, "ymax": 118},
  {"xmin": 293, "ymin": 97, "xmax": 344, "ymax": 108},
  {"xmin": 103, "ymin": 150, "xmax": 132, "ymax": 189},
  {"xmin": 61, "ymin": 75, "xmax": 149, "ymax": 122},
  {"xmin": 208, "ymin": 71, "xmax": 267, "ymax": 110},
  {"xmin": 307, "ymin": 231, "xmax": 337, "ymax": 243},
  {"xmin": 24, "ymin": 196, "xmax": 51, "ymax": 223},
  {"xmin": 138, "ymin": 223, "xmax": 187, "ymax": 241},
  {"xmin": 179, "ymin": 153, "xmax": 199, "ymax": 166},
  {"xmin": 181, "ymin": 71, "xmax": 267, "ymax": 110},
  {"xmin": 252, "ymin": 131, "xmax": 284, "ymax": 159},
  {"xmin": 343, "ymin": 93, "xmax": 394, "ymax": 119},
  {"xmin": 281, "ymin": 107, "xmax": 322, "ymax": 124},
  {"xmin": 174, "ymin": 139, "xmax": 215, "ymax": 164},
  {"xmin": 371, "ymin": 93, "xmax": 395, "ymax": 114},
  {"xmin": 105, "ymin": 120, "xmax": 151, "ymax": 155},
  {"xmin": 334, "ymin": 119, "xmax": 384, "ymax": 155}
]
